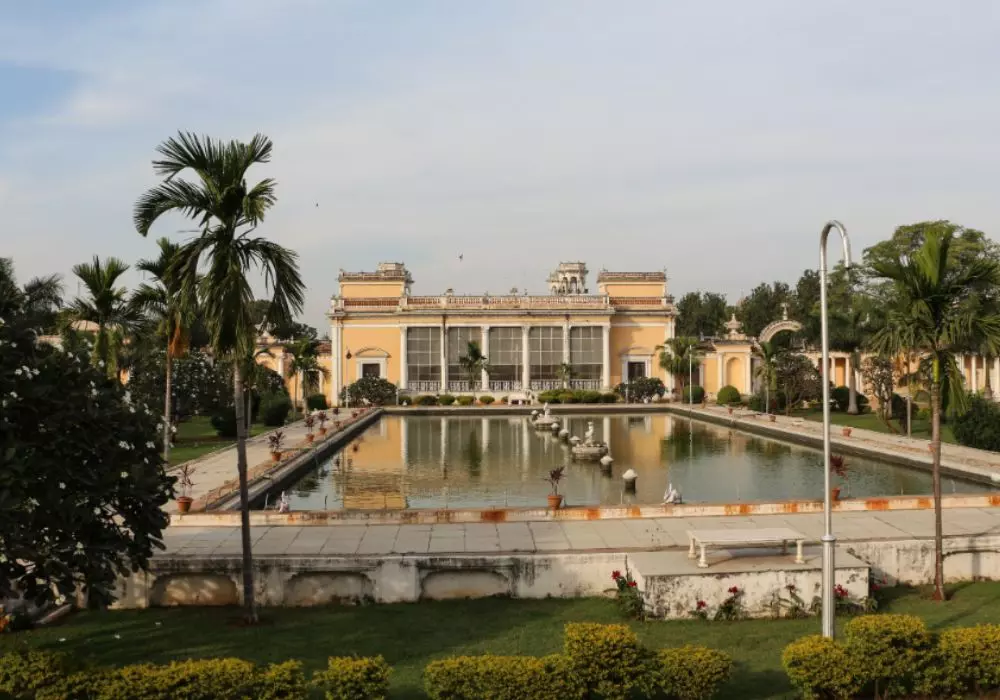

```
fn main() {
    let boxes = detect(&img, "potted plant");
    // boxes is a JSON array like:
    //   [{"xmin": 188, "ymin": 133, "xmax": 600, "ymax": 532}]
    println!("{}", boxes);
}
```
[
  {"xmin": 830, "ymin": 455, "xmax": 848, "ymax": 501},
  {"xmin": 316, "ymin": 410, "xmax": 329, "ymax": 436},
  {"xmin": 544, "ymin": 466, "xmax": 565, "ymax": 509},
  {"xmin": 768, "ymin": 413, "xmax": 776, "ymax": 422},
  {"xmin": 333, "ymin": 407, "xmax": 340, "ymax": 416},
  {"xmin": 304, "ymin": 414, "xmax": 316, "ymax": 444},
  {"xmin": 268, "ymin": 430, "xmax": 285, "ymax": 462},
  {"xmin": 176, "ymin": 465, "xmax": 196, "ymax": 514},
  {"xmin": 842, "ymin": 426, "xmax": 852, "ymax": 437}
]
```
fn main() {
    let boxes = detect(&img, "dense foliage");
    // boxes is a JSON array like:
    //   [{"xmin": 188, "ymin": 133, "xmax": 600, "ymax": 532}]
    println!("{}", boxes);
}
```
[
  {"xmin": 681, "ymin": 385, "xmax": 705, "ymax": 403},
  {"xmin": 259, "ymin": 392, "xmax": 292, "ymax": 426},
  {"xmin": 774, "ymin": 353, "xmax": 820, "ymax": 414},
  {"xmin": 953, "ymin": 395, "xmax": 1000, "ymax": 451},
  {"xmin": 305, "ymin": 393, "xmax": 328, "ymax": 410},
  {"xmin": 0, "ymin": 312, "xmax": 173, "ymax": 608},
  {"xmin": 340, "ymin": 377, "xmax": 398, "ymax": 406},
  {"xmin": 127, "ymin": 349, "xmax": 231, "ymax": 420},
  {"xmin": 614, "ymin": 377, "xmax": 666, "ymax": 402},
  {"xmin": 715, "ymin": 385, "xmax": 741, "ymax": 405},
  {"xmin": 675, "ymin": 292, "xmax": 730, "ymax": 338}
]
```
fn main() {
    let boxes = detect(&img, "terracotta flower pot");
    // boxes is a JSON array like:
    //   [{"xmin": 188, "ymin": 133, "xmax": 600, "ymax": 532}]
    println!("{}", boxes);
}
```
[
  {"xmin": 319, "ymin": 427, "xmax": 328, "ymax": 436},
  {"xmin": 306, "ymin": 434, "xmax": 315, "ymax": 444},
  {"xmin": 842, "ymin": 427, "xmax": 852, "ymax": 438},
  {"xmin": 831, "ymin": 487, "xmax": 841, "ymax": 502},
  {"xmin": 547, "ymin": 494, "xmax": 564, "ymax": 510},
  {"xmin": 176, "ymin": 496, "xmax": 193, "ymax": 514},
  {"xmin": 768, "ymin": 414, "xmax": 776, "ymax": 423},
  {"xmin": 727, "ymin": 407, "xmax": 734, "ymax": 415},
  {"xmin": 271, "ymin": 451, "xmax": 282, "ymax": 463}
]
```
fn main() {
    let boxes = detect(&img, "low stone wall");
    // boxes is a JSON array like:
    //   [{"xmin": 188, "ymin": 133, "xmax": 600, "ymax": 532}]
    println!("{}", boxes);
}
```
[{"xmin": 115, "ymin": 533, "xmax": 1000, "ymax": 610}]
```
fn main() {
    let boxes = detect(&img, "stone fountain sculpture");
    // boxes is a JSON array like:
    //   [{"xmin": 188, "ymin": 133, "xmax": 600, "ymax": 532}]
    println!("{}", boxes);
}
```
[
  {"xmin": 570, "ymin": 420, "xmax": 609, "ymax": 460},
  {"xmin": 533, "ymin": 403, "xmax": 559, "ymax": 430}
]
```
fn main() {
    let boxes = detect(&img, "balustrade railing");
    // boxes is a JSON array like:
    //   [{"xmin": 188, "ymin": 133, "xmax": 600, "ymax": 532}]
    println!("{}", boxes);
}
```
[
  {"xmin": 568, "ymin": 379, "xmax": 602, "ymax": 390},
  {"xmin": 406, "ymin": 380, "xmax": 440, "ymax": 393},
  {"xmin": 530, "ymin": 379, "xmax": 563, "ymax": 391},
  {"xmin": 488, "ymin": 380, "xmax": 522, "ymax": 392},
  {"xmin": 447, "ymin": 380, "xmax": 477, "ymax": 393}
]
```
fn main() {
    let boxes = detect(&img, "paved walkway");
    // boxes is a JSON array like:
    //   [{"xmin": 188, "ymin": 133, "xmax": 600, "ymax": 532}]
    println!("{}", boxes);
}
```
[
  {"xmin": 158, "ymin": 505, "xmax": 1000, "ymax": 558},
  {"xmin": 675, "ymin": 404, "xmax": 1000, "ymax": 484}
]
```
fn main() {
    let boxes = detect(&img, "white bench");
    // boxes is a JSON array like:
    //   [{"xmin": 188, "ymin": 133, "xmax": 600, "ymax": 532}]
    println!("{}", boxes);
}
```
[{"xmin": 687, "ymin": 528, "xmax": 807, "ymax": 568}]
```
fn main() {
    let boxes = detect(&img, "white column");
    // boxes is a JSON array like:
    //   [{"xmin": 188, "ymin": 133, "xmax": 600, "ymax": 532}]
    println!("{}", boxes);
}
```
[
  {"xmin": 603, "ymin": 416, "xmax": 611, "ymax": 453},
  {"xmin": 521, "ymin": 325, "xmax": 531, "ymax": 390},
  {"xmin": 562, "ymin": 323, "xmax": 571, "ymax": 364},
  {"xmin": 399, "ymin": 326, "xmax": 408, "ymax": 391},
  {"xmin": 440, "ymin": 323, "xmax": 448, "ymax": 393},
  {"xmin": 276, "ymin": 349, "xmax": 285, "ymax": 379},
  {"xmin": 601, "ymin": 324, "xmax": 611, "ymax": 389},
  {"xmin": 439, "ymin": 417, "xmax": 448, "ymax": 468},
  {"xmin": 481, "ymin": 325, "xmax": 491, "ymax": 390},
  {"xmin": 331, "ymin": 323, "xmax": 341, "ymax": 406},
  {"xmin": 400, "ymin": 416, "xmax": 409, "ymax": 464},
  {"xmin": 744, "ymin": 353, "xmax": 752, "ymax": 395},
  {"xmin": 994, "ymin": 358, "xmax": 1000, "ymax": 401},
  {"xmin": 481, "ymin": 417, "xmax": 491, "ymax": 450},
  {"xmin": 717, "ymin": 352, "xmax": 725, "ymax": 391},
  {"xmin": 971, "ymin": 354, "xmax": 979, "ymax": 393}
]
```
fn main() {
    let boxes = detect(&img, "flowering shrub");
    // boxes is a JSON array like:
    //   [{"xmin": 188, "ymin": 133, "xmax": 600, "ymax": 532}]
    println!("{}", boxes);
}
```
[
  {"xmin": 769, "ymin": 584, "xmax": 813, "ymax": 619},
  {"xmin": 714, "ymin": 586, "xmax": 746, "ymax": 621},
  {"xmin": 689, "ymin": 599, "xmax": 709, "ymax": 620},
  {"xmin": 610, "ymin": 569, "xmax": 644, "ymax": 620}
]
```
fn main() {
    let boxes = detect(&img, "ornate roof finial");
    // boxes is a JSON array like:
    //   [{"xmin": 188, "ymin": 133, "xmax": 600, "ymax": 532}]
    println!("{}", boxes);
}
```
[{"xmin": 781, "ymin": 302, "xmax": 789, "ymax": 321}]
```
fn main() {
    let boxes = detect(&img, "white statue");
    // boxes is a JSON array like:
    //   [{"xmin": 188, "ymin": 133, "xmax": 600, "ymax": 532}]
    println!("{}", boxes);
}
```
[
  {"xmin": 663, "ymin": 483, "xmax": 682, "ymax": 504},
  {"xmin": 543, "ymin": 403, "xmax": 551, "ymax": 418},
  {"xmin": 584, "ymin": 421, "xmax": 595, "ymax": 445},
  {"xmin": 278, "ymin": 491, "xmax": 290, "ymax": 513}
]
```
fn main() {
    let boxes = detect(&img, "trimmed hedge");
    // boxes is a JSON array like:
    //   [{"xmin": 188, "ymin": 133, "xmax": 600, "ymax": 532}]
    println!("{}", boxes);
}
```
[
  {"xmin": 479, "ymin": 395, "xmax": 495, "ymax": 405},
  {"xmin": 782, "ymin": 635, "xmax": 862, "ymax": 700},
  {"xmin": 652, "ymin": 646, "xmax": 733, "ymax": 700},
  {"xmin": 715, "ymin": 385, "xmax": 741, "ymax": 406},
  {"xmin": 600, "ymin": 392, "xmax": 619, "ymax": 403},
  {"xmin": 424, "ymin": 654, "xmax": 584, "ymax": 700},
  {"xmin": 412, "ymin": 395, "xmax": 438, "ymax": 406},
  {"xmin": 537, "ymin": 389, "xmax": 610, "ymax": 404},
  {"xmin": 844, "ymin": 613, "xmax": 931, "ymax": 697},
  {"xmin": 953, "ymin": 395, "xmax": 1000, "ymax": 452},
  {"xmin": 681, "ymin": 385, "xmax": 705, "ymax": 404},
  {"xmin": 259, "ymin": 392, "xmax": 292, "ymax": 426},
  {"xmin": 456, "ymin": 396, "xmax": 475, "ymax": 406},
  {"xmin": 437, "ymin": 394, "xmax": 456, "ymax": 406},
  {"xmin": 917, "ymin": 624, "xmax": 1000, "ymax": 698},
  {"xmin": 0, "ymin": 650, "xmax": 74, "ymax": 699},
  {"xmin": 306, "ymin": 393, "xmax": 328, "ymax": 411},
  {"xmin": 210, "ymin": 406, "xmax": 239, "ymax": 438},
  {"xmin": 313, "ymin": 656, "xmax": 391, "ymax": 700},
  {"xmin": 564, "ymin": 623, "xmax": 644, "ymax": 700}
]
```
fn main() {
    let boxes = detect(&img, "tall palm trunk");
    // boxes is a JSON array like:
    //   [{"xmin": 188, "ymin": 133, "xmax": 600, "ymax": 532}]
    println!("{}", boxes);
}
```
[
  {"xmin": 233, "ymin": 362, "xmax": 257, "ymax": 621},
  {"xmin": 984, "ymin": 354, "xmax": 994, "ymax": 401},
  {"xmin": 930, "ymin": 355, "xmax": 945, "ymax": 601},
  {"xmin": 163, "ymin": 339, "xmax": 172, "ymax": 463},
  {"xmin": 847, "ymin": 355, "xmax": 859, "ymax": 414}
]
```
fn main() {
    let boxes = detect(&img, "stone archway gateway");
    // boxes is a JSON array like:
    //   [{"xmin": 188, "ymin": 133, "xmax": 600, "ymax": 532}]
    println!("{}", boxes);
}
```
[{"xmin": 758, "ymin": 319, "xmax": 803, "ymax": 343}]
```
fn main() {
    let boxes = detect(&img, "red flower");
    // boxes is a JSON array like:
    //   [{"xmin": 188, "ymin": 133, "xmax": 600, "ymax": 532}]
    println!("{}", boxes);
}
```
[
  {"xmin": 628, "ymin": 581, "xmax": 638, "ymax": 588},
  {"xmin": 611, "ymin": 570, "xmax": 621, "ymax": 580},
  {"xmin": 696, "ymin": 600, "xmax": 707, "ymax": 610},
  {"xmin": 834, "ymin": 584, "xmax": 848, "ymax": 599},
  {"xmin": 728, "ymin": 586, "xmax": 740, "ymax": 595}
]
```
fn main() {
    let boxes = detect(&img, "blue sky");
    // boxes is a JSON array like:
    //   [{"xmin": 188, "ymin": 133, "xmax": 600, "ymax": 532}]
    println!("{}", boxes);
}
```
[{"xmin": 2, "ymin": 0, "xmax": 999, "ymax": 331}]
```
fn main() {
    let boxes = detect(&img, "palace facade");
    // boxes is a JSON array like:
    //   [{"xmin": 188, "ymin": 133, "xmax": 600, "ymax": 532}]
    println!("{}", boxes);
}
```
[{"xmin": 257, "ymin": 261, "xmax": 1000, "ymax": 407}]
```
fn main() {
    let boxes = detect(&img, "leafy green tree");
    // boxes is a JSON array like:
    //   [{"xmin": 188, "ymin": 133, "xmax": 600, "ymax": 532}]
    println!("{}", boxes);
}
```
[
  {"xmin": 869, "ymin": 229, "xmax": 1000, "ymax": 601},
  {"xmin": 68, "ymin": 256, "xmax": 134, "ymax": 377},
  {"xmin": 134, "ymin": 131, "xmax": 305, "ymax": 622},
  {"xmin": 459, "ymin": 341, "xmax": 488, "ymax": 396},
  {"xmin": 736, "ymin": 282, "xmax": 792, "ymax": 339},
  {"xmin": 775, "ymin": 353, "xmax": 820, "ymax": 415},
  {"xmin": 0, "ymin": 302, "xmax": 173, "ymax": 607},
  {"xmin": 789, "ymin": 269, "xmax": 821, "ymax": 345},
  {"xmin": 675, "ymin": 292, "xmax": 729, "ymax": 338},
  {"xmin": 657, "ymin": 337, "xmax": 702, "ymax": 398},
  {"xmin": 132, "ymin": 238, "xmax": 192, "ymax": 462},
  {"xmin": 752, "ymin": 341, "xmax": 781, "ymax": 414},
  {"xmin": 287, "ymin": 338, "xmax": 328, "ymax": 415},
  {"xmin": 0, "ymin": 258, "xmax": 63, "ymax": 334}
]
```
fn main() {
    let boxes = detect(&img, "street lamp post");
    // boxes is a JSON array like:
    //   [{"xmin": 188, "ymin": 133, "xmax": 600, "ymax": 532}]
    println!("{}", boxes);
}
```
[
  {"xmin": 819, "ymin": 220, "xmax": 852, "ymax": 639},
  {"xmin": 688, "ymin": 350, "xmax": 693, "ymax": 407}
]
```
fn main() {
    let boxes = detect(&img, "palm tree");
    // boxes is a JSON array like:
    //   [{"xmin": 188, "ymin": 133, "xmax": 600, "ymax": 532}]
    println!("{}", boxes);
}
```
[
  {"xmin": 0, "ymin": 258, "xmax": 63, "ymax": 330},
  {"xmin": 870, "ymin": 231, "xmax": 1000, "ymax": 601},
  {"xmin": 68, "ymin": 256, "xmax": 133, "ymax": 377},
  {"xmin": 657, "ymin": 337, "xmax": 702, "ymax": 399},
  {"xmin": 287, "ymin": 338, "xmax": 328, "ymax": 415},
  {"xmin": 459, "ymin": 341, "xmax": 488, "ymax": 396},
  {"xmin": 752, "ymin": 340, "xmax": 781, "ymax": 414},
  {"xmin": 557, "ymin": 362, "xmax": 575, "ymax": 389},
  {"xmin": 132, "ymin": 238, "xmax": 191, "ymax": 462},
  {"xmin": 134, "ymin": 131, "xmax": 305, "ymax": 622}
]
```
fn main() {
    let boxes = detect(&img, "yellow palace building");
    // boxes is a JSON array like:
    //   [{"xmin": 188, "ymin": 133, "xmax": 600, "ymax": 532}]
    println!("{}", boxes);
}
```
[{"xmin": 256, "ymin": 261, "xmax": 1000, "ymax": 407}]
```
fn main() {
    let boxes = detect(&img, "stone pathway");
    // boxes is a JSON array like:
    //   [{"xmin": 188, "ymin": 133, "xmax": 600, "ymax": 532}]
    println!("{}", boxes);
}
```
[
  {"xmin": 676, "ymin": 404, "xmax": 1000, "ymax": 484},
  {"xmin": 158, "ymin": 505, "xmax": 1000, "ymax": 557}
]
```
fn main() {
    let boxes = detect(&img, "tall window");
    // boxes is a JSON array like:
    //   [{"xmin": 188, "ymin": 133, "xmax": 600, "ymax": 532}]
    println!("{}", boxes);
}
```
[
  {"xmin": 488, "ymin": 327, "xmax": 522, "ymax": 382},
  {"xmin": 406, "ymin": 327, "xmax": 441, "ymax": 383},
  {"xmin": 529, "ymin": 327, "xmax": 562, "ymax": 381},
  {"xmin": 570, "ymin": 326, "xmax": 602, "ymax": 380},
  {"xmin": 447, "ymin": 327, "xmax": 482, "ymax": 386}
]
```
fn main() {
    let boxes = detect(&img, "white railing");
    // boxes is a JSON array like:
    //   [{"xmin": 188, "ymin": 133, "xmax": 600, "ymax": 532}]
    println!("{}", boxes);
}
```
[
  {"xmin": 488, "ymin": 380, "xmax": 522, "ymax": 392},
  {"xmin": 569, "ymin": 379, "xmax": 601, "ymax": 390},
  {"xmin": 448, "ymin": 380, "xmax": 478, "ymax": 393},
  {"xmin": 406, "ymin": 381, "xmax": 440, "ymax": 393},
  {"xmin": 530, "ymin": 379, "xmax": 563, "ymax": 391}
]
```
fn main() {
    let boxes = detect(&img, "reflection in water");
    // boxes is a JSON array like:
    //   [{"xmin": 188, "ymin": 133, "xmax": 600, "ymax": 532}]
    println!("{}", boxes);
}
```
[{"xmin": 279, "ymin": 414, "xmax": 988, "ymax": 511}]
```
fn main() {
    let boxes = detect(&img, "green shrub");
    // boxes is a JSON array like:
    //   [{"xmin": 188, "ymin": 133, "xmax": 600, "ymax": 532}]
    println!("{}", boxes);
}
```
[
  {"xmin": 424, "ymin": 654, "xmax": 584, "ymax": 700},
  {"xmin": 564, "ymin": 623, "xmax": 644, "ymax": 700},
  {"xmin": 615, "ymin": 377, "xmax": 666, "ymax": 402},
  {"xmin": 479, "ymin": 395, "xmax": 495, "ymax": 405},
  {"xmin": 210, "ymin": 406, "xmax": 239, "ymax": 438},
  {"xmin": 537, "ymin": 390, "xmax": 562, "ymax": 404},
  {"xmin": 681, "ymin": 385, "xmax": 705, "ymax": 404},
  {"xmin": 715, "ymin": 385, "xmax": 741, "ymax": 405},
  {"xmin": 437, "ymin": 394, "xmax": 456, "ymax": 406},
  {"xmin": 782, "ymin": 635, "xmax": 862, "ymax": 700},
  {"xmin": 312, "ymin": 656, "xmax": 390, "ymax": 700},
  {"xmin": 916, "ymin": 407, "xmax": 931, "ymax": 421},
  {"xmin": 98, "ymin": 658, "xmax": 260, "ymax": 699},
  {"xmin": 339, "ymin": 377, "xmax": 397, "ymax": 406},
  {"xmin": 260, "ymin": 392, "xmax": 292, "ymax": 426},
  {"xmin": 953, "ymin": 395, "xmax": 1000, "ymax": 451},
  {"xmin": 0, "ymin": 650, "xmax": 74, "ymax": 699},
  {"xmin": 558, "ymin": 392, "xmax": 579, "ymax": 404},
  {"xmin": 306, "ymin": 394, "xmax": 328, "ymax": 411},
  {"xmin": 578, "ymin": 390, "xmax": 602, "ymax": 404},
  {"xmin": 397, "ymin": 394, "xmax": 412, "ymax": 405},
  {"xmin": 255, "ymin": 660, "xmax": 310, "ymax": 700},
  {"xmin": 844, "ymin": 614, "xmax": 931, "ymax": 698},
  {"xmin": 36, "ymin": 670, "xmax": 110, "ymax": 700},
  {"xmin": 412, "ymin": 395, "xmax": 438, "ymax": 406},
  {"xmin": 600, "ymin": 392, "xmax": 619, "ymax": 403},
  {"xmin": 456, "ymin": 396, "xmax": 475, "ymax": 406},
  {"xmin": 916, "ymin": 624, "xmax": 1000, "ymax": 698},
  {"xmin": 831, "ymin": 386, "xmax": 850, "ymax": 412},
  {"xmin": 650, "ymin": 646, "xmax": 732, "ymax": 700}
]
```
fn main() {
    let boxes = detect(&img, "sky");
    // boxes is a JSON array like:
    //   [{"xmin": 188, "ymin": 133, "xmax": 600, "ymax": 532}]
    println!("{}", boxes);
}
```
[{"xmin": 2, "ymin": 0, "xmax": 1000, "ymax": 332}]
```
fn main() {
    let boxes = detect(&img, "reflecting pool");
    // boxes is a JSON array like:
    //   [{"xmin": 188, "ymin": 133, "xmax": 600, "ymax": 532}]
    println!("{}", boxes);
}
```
[{"xmin": 278, "ymin": 414, "xmax": 987, "ymax": 511}]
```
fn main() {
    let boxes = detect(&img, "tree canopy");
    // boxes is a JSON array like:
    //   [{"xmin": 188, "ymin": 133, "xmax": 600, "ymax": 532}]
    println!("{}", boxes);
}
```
[{"xmin": 675, "ymin": 292, "xmax": 729, "ymax": 338}]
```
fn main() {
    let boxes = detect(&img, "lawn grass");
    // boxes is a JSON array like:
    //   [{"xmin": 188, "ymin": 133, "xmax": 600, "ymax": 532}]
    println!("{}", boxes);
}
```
[
  {"xmin": 168, "ymin": 416, "xmax": 268, "ymax": 465},
  {"xmin": 4, "ymin": 583, "xmax": 1000, "ymax": 699},
  {"xmin": 794, "ymin": 408, "xmax": 957, "ymax": 444}
]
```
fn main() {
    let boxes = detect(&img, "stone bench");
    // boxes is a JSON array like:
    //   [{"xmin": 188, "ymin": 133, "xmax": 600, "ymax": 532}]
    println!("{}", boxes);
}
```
[{"xmin": 687, "ymin": 528, "xmax": 807, "ymax": 568}]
